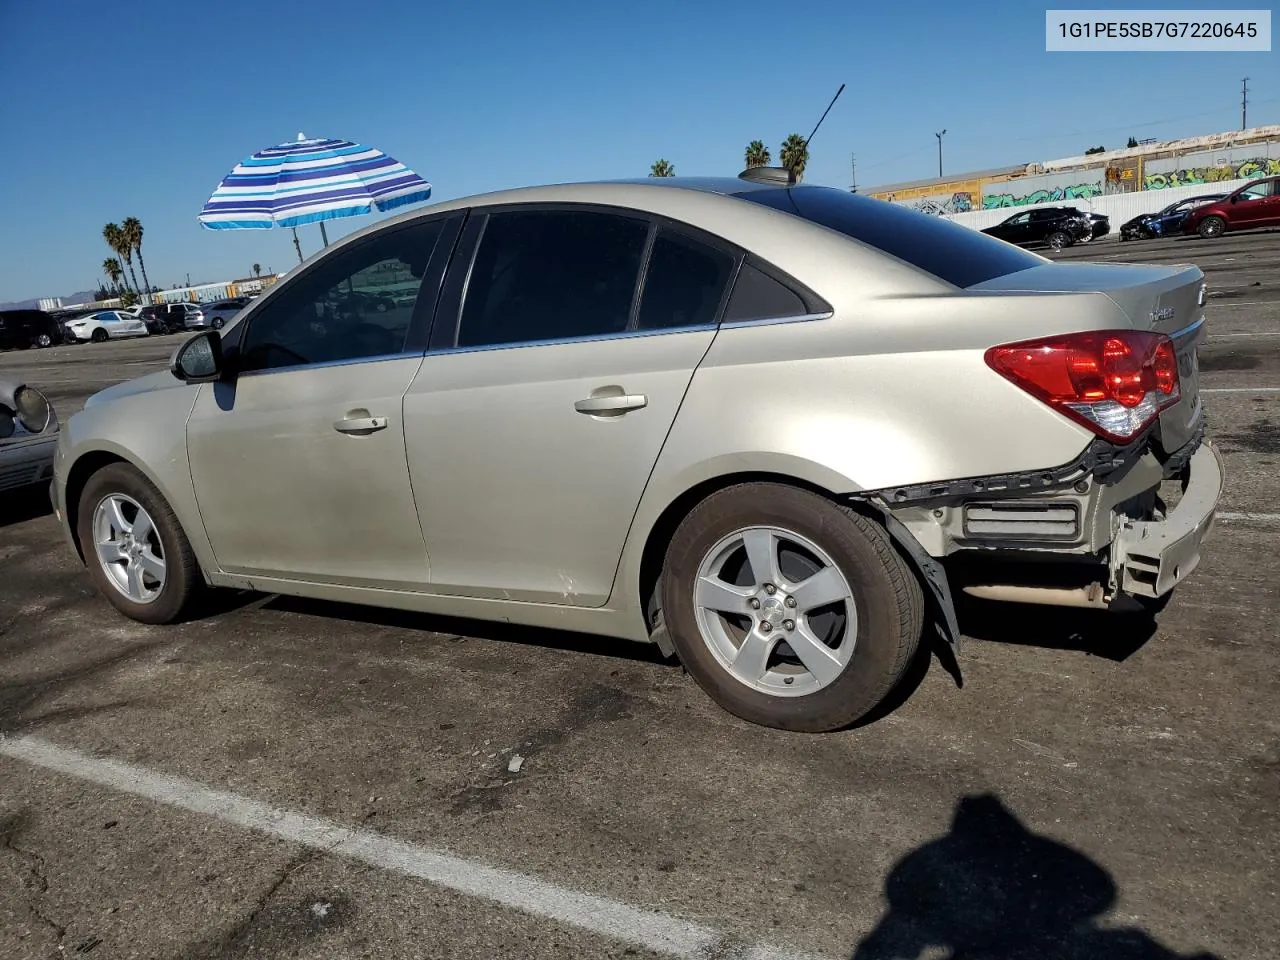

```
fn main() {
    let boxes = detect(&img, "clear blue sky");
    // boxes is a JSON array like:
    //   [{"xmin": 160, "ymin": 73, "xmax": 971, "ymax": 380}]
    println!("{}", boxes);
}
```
[{"xmin": 0, "ymin": 0, "xmax": 1275, "ymax": 302}]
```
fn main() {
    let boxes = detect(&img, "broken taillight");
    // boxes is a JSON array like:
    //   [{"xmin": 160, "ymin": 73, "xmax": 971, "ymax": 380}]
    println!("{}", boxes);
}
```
[{"xmin": 985, "ymin": 330, "xmax": 1181, "ymax": 444}]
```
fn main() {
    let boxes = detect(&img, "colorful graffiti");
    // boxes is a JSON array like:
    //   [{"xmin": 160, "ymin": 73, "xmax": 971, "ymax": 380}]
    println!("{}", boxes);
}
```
[
  {"xmin": 982, "ymin": 182, "xmax": 1102, "ymax": 209},
  {"xmin": 906, "ymin": 191, "xmax": 974, "ymax": 215},
  {"xmin": 1144, "ymin": 156, "xmax": 1280, "ymax": 190}
]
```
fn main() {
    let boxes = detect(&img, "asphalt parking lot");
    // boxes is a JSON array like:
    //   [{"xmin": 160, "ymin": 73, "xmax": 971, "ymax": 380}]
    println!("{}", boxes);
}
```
[{"xmin": 1, "ymin": 229, "xmax": 1277, "ymax": 960}]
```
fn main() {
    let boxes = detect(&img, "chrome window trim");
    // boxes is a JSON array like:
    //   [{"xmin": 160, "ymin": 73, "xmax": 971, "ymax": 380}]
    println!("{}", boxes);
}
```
[
  {"xmin": 721, "ymin": 311, "xmax": 833, "ymax": 329},
  {"xmin": 432, "ymin": 322, "xmax": 720, "ymax": 356}
]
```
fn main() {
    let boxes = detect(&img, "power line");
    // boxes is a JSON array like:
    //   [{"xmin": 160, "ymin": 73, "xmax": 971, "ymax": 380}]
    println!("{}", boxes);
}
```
[{"xmin": 1013, "ymin": 98, "xmax": 1280, "ymax": 143}]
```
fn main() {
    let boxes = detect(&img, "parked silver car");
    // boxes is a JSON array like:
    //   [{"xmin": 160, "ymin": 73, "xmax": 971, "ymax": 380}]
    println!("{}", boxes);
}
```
[
  {"xmin": 50, "ymin": 172, "xmax": 1222, "ymax": 731},
  {"xmin": 201, "ymin": 297, "xmax": 253, "ymax": 330},
  {"xmin": 2, "ymin": 380, "xmax": 57, "ymax": 492}
]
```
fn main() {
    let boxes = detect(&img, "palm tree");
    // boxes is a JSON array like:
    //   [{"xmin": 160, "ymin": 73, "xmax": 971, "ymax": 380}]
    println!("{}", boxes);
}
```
[
  {"xmin": 744, "ymin": 140, "xmax": 771, "ymax": 168},
  {"xmin": 253, "ymin": 263, "xmax": 262, "ymax": 279},
  {"xmin": 780, "ymin": 134, "xmax": 809, "ymax": 181},
  {"xmin": 102, "ymin": 223, "xmax": 135, "ymax": 295},
  {"xmin": 103, "ymin": 257, "xmax": 123, "ymax": 294},
  {"xmin": 649, "ymin": 159, "xmax": 675, "ymax": 178},
  {"xmin": 122, "ymin": 217, "xmax": 150, "ymax": 295}
]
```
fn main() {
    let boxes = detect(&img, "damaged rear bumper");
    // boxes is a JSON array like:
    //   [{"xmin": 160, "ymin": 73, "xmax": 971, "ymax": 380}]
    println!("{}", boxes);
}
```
[{"xmin": 1112, "ymin": 441, "xmax": 1222, "ymax": 599}]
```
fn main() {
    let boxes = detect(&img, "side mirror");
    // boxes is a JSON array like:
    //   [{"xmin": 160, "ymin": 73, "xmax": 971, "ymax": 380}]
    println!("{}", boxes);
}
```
[
  {"xmin": 171, "ymin": 330, "xmax": 225, "ymax": 383},
  {"xmin": 1230, "ymin": 195, "xmax": 1239, "ymax": 203},
  {"xmin": 0, "ymin": 409, "xmax": 14, "ymax": 440}
]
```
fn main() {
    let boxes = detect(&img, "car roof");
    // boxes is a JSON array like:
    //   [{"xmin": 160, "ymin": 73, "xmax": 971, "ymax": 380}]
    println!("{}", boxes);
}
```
[{"xmin": 358, "ymin": 177, "xmax": 784, "ymax": 236}]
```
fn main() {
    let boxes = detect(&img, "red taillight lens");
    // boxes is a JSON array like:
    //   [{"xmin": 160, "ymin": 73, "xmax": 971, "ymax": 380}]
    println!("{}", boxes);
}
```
[{"xmin": 985, "ymin": 330, "xmax": 1182, "ymax": 443}]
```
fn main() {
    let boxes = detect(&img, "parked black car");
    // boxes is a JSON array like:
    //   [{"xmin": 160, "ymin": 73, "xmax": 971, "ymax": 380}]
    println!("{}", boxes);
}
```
[
  {"xmin": 0, "ymin": 309, "xmax": 61, "ymax": 350},
  {"xmin": 1076, "ymin": 210, "xmax": 1111, "ymax": 241},
  {"xmin": 1119, "ymin": 194, "xmax": 1228, "ymax": 241},
  {"xmin": 139, "ymin": 302, "xmax": 205, "ymax": 334},
  {"xmin": 980, "ymin": 207, "xmax": 1096, "ymax": 251},
  {"xmin": 139, "ymin": 304, "xmax": 177, "ymax": 334}
]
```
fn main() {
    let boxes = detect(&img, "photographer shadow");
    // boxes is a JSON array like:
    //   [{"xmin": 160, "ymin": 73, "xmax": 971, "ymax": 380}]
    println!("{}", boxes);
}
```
[{"xmin": 852, "ymin": 794, "xmax": 1220, "ymax": 960}]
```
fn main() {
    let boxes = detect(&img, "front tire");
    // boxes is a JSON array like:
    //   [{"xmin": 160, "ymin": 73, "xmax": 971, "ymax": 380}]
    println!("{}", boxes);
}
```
[
  {"xmin": 660, "ymin": 483, "xmax": 924, "ymax": 732},
  {"xmin": 90, "ymin": 328, "xmax": 109, "ymax": 343},
  {"xmin": 76, "ymin": 463, "xmax": 202, "ymax": 624},
  {"xmin": 1198, "ymin": 216, "xmax": 1226, "ymax": 239}
]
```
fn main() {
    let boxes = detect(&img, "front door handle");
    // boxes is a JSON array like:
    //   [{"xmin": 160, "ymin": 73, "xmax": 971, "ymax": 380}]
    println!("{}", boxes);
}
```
[
  {"xmin": 574, "ymin": 394, "xmax": 648, "ymax": 414},
  {"xmin": 333, "ymin": 415, "xmax": 388, "ymax": 434}
]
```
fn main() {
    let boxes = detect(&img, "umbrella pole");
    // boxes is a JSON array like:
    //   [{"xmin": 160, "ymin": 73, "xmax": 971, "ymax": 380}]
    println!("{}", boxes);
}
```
[
  {"xmin": 292, "ymin": 228, "xmax": 304, "ymax": 264},
  {"xmin": 319, "ymin": 221, "xmax": 330, "ymax": 247}
]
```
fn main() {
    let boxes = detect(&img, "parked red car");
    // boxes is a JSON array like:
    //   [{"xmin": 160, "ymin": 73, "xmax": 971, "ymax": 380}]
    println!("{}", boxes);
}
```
[{"xmin": 1182, "ymin": 176, "xmax": 1280, "ymax": 239}]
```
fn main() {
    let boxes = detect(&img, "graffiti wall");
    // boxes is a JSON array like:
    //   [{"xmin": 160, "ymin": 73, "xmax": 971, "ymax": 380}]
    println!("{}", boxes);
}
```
[
  {"xmin": 904, "ymin": 191, "xmax": 976, "ymax": 214},
  {"xmin": 982, "ymin": 169, "xmax": 1104, "ymax": 209},
  {"xmin": 1144, "ymin": 156, "xmax": 1280, "ymax": 190}
]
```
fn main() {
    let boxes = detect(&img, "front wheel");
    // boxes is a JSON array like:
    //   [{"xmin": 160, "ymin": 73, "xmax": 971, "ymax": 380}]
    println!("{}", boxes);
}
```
[
  {"xmin": 660, "ymin": 483, "xmax": 924, "ymax": 732},
  {"xmin": 212, "ymin": 317, "xmax": 224, "ymax": 329},
  {"xmin": 90, "ymin": 328, "xmax": 109, "ymax": 343},
  {"xmin": 1198, "ymin": 216, "xmax": 1226, "ymax": 239},
  {"xmin": 76, "ymin": 463, "xmax": 202, "ymax": 624}
]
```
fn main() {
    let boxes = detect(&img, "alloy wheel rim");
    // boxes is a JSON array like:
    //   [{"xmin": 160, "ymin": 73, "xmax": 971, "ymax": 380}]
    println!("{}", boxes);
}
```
[
  {"xmin": 92, "ymin": 494, "xmax": 166, "ymax": 604},
  {"xmin": 693, "ymin": 526, "xmax": 857, "ymax": 697}
]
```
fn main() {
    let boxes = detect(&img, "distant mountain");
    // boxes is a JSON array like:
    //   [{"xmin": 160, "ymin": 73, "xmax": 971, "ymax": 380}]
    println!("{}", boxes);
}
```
[{"xmin": 0, "ymin": 290, "xmax": 98, "ymax": 311}]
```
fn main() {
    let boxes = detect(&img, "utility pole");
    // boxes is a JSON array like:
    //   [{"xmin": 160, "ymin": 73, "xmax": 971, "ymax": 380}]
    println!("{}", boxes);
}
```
[
  {"xmin": 935, "ymin": 129, "xmax": 947, "ymax": 179},
  {"xmin": 1241, "ymin": 77, "xmax": 1249, "ymax": 130},
  {"xmin": 850, "ymin": 153, "xmax": 858, "ymax": 193}
]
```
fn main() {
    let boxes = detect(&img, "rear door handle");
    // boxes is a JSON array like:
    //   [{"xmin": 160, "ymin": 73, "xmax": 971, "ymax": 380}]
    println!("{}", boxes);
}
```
[
  {"xmin": 574, "ymin": 394, "xmax": 648, "ymax": 414},
  {"xmin": 333, "ymin": 416, "xmax": 388, "ymax": 434}
]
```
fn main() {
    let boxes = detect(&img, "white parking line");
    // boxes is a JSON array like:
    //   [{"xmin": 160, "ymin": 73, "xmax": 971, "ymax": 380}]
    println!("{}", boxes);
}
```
[
  {"xmin": 1216, "ymin": 512, "xmax": 1280, "ymax": 523},
  {"xmin": 0, "ymin": 735, "xmax": 821, "ymax": 960},
  {"xmin": 1207, "ymin": 332, "xmax": 1280, "ymax": 340},
  {"xmin": 1201, "ymin": 388, "xmax": 1280, "ymax": 394}
]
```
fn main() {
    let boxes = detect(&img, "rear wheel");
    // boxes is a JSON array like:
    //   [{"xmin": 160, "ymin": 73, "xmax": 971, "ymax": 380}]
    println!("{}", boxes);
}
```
[
  {"xmin": 1046, "ymin": 231, "xmax": 1071, "ymax": 251},
  {"xmin": 76, "ymin": 463, "xmax": 202, "ymax": 624},
  {"xmin": 660, "ymin": 483, "xmax": 924, "ymax": 732},
  {"xmin": 1198, "ymin": 216, "xmax": 1226, "ymax": 239},
  {"xmin": 90, "ymin": 328, "xmax": 109, "ymax": 343},
  {"xmin": 34, "ymin": 332, "xmax": 52, "ymax": 348}
]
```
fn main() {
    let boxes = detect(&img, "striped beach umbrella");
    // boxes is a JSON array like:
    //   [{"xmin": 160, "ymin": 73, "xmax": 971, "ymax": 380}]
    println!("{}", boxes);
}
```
[{"xmin": 198, "ymin": 134, "xmax": 432, "ymax": 256}]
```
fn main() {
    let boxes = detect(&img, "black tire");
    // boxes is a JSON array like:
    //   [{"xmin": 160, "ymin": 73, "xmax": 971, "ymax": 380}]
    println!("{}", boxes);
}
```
[
  {"xmin": 1198, "ymin": 216, "xmax": 1226, "ymax": 239},
  {"xmin": 1046, "ymin": 231, "xmax": 1071, "ymax": 251},
  {"xmin": 76, "ymin": 463, "xmax": 202, "ymax": 624},
  {"xmin": 35, "ymin": 332, "xmax": 52, "ymax": 348},
  {"xmin": 90, "ymin": 328, "xmax": 109, "ymax": 343},
  {"xmin": 212, "ymin": 317, "xmax": 224, "ymax": 329},
  {"xmin": 660, "ymin": 483, "xmax": 924, "ymax": 732}
]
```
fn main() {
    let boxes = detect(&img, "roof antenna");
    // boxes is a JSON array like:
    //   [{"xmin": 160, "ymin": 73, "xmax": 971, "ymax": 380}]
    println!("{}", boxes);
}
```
[
  {"xmin": 803, "ymin": 83, "xmax": 845, "ymax": 154},
  {"xmin": 738, "ymin": 83, "xmax": 846, "ymax": 186}
]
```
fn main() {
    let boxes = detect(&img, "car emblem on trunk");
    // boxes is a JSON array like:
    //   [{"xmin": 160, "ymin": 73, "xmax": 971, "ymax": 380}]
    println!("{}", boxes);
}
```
[{"xmin": 1151, "ymin": 306, "xmax": 1176, "ymax": 322}]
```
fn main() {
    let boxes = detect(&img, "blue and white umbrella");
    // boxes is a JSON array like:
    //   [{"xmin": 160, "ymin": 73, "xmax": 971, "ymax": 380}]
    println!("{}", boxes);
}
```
[{"xmin": 198, "ymin": 133, "xmax": 432, "ymax": 254}]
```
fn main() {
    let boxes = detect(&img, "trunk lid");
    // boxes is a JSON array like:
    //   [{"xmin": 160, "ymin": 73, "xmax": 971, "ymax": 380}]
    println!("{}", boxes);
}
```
[{"xmin": 971, "ymin": 262, "xmax": 1206, "ymax": 454}]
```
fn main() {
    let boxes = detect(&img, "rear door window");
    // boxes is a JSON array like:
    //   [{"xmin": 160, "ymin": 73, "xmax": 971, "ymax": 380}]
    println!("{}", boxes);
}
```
[
  {"xmin": 635, "ymin": 227, "xmax": 736, "ymax": 331},
  {"xmin": 738, "ymin": 186, "xmax": 1043, "ymax": 288},
  {"xmin": 456, "ymin": 209, "xmax": 648, "ymax": 348}
]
